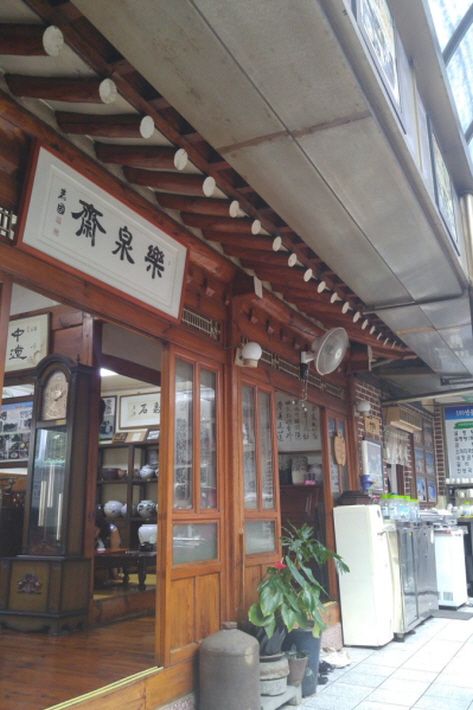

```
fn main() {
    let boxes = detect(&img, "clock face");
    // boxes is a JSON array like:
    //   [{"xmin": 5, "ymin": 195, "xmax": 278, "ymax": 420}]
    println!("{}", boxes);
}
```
[{"xmin": 42, "ymin": 370, "xmax": 69, "ymax": 420}]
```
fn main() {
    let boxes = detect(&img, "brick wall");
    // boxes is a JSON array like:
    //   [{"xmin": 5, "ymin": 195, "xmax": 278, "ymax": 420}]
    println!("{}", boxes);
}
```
[
  {"xmin": 434, "ymin": 404, "xmax": 446, "ymax": 495},
  {"xmin": 352, "ymin": 376, "xmax": 438, "ymax": 502}
]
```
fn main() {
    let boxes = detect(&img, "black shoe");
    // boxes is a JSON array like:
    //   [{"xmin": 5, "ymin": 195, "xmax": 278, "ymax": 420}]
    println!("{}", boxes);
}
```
[
  {"xmin": 319, "ymin": 661, "xmax": 335, "ymax": 674},
  {"xmin": 318, "ymin": 674, "xmax": 329, "ymax": 685}
]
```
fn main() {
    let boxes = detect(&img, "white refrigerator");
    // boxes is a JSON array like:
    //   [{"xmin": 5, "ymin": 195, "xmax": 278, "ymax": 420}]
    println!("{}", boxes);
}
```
[{"xmin": 334, "ymin": 505, "xmax": 394, "ymax": 647}]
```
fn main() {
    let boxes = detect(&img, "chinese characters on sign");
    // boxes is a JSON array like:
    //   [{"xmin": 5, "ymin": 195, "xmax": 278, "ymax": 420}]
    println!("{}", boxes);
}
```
[
  {"xmin": 19, "ymin": 147, "xmax": 187, "ymax": 319},
  {"xmin": 119, "ymin": 391, "xmax": 161, "ymax": 429},
  {"xmin": 5, "ymin": 315, "xmax": 49, "ymax": 372},
  {"xmin": 444, "ymin": 406, "xmax": 473, "ymax": 479},
  {"xmin": 275, "ymin": 393, "xmax": 321, "ymax": 452}
]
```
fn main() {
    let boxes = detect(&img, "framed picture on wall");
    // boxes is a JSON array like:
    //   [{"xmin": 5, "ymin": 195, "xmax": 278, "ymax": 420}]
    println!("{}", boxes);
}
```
[
  {"xmin": 361, "ymin": 439, "xmax": 383, "ymax": 490},
  {"xmin": 427, "ymin": 479, "xmax": 437, "ymax": 503},
  {"xmin": 119, "ymin": 391, "xmax": 160, "ymax": 429},
  {"xmin": 430, "ymin": 128, "xmax": 458, "ymax": 252},
  {"xmin": 5, "ymin": 314, "xmax": 49, "ymax": 373},
  {"xmin": 99, "ymin": 395, "xmax": 116, "ymax": 441},
  {"xmin": 417, "ymin": 476, "xmax": 427, "ymax": 502},
  {"xmin": 356, "ymin": 0, "xmax": 401, "ymax": 110},
  {"xmin": 0, "ymin": 399, "xmax": 33, "ymax": 465}
]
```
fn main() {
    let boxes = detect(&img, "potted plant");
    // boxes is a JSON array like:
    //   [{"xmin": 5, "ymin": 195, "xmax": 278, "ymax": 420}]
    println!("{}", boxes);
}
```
[{"xmin": 248, "ymin": 523, "xmax": 348, "ymax": 693}]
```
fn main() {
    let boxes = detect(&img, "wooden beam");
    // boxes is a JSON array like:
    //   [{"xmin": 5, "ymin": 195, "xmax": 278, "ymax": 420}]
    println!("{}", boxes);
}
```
[
  {"xmin": 5, "ymin": 74, "xmax": 117, "ymax": 104},
  {"xmin": 0, "ymin": 169, "xmax": 20, "ymax": 211},
  {"xmin": 239, "ymin": 263, "xmax": 307, "ymax": 283},
  {"xmin": 0, "ymin": 277, "xmax": 12, "ymax": 391},
  {"xmin": 155, "ymin": 193, "xmax": 232, "ymax": 217},
  {"xmin": 0, "ymin": 24, "xmax": 63, "ymax": 57},
  {"xmin": 55, "ymin": 111, "xmax": 155, "ymax": 139},
  {"xmin": 123, "ymin": 167, "xmax": 207, "ymax": 195},
  {"xmin": 222, "ymin": 245, "xmax": 292, "ymax": 267},
  {"xmin": 181, "ymin": 212, "xmax": 260, "ymax": 235},
  {"xmin": 202, "ymin": 231, "xmax": 276, "ymax": 251},
  {"xmin": 96, "ymin": 143, "xmax": 181, "ymax": 170}
]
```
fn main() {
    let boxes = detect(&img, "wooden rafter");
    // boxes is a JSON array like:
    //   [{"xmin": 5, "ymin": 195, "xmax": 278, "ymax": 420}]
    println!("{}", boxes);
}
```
[
  {"xmin": 55, "ymin": 111, "xmax": 155, "ymax": 139},
  {"xmin": 6, "ymin": 2, "xmax": 411, "ymax": 356},
  {"xmin": 5, "ymin": 74, "xmax": 117, "ymax": 103},
  {"xmin": 124, "ymin": 167, "xmax": 208, "ymax": 196}
]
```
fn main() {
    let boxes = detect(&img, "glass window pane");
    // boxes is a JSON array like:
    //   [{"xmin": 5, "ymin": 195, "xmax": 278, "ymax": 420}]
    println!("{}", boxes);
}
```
[
  {"xmin": 242, "ymin": 386, "xmax": 257, "ymax": 509},
  {"xmin": 200, "ymin": 369, "xmax": 217, "ymax": 509},
  {"xmin": 446, "ymin": 23, "xmax": 473, "ymax": 131},
  {"xmin": 28, "ymin": 427, "xmax": 67, "ymax": 554},
  {"xmin": 174, "ymin": 360, "xmax": 193, "ymax": 509},
  {"xmin": 245, "ymin": 520, "xmax": 276, "ymax": 554},
  {"xmin": 428, "ymin": 0, "xmax": 472, "ymax": 50},
  {"xmin": 173, "ymin": 523, "xmax": 217, "ymax": 564},
  {"xmin": 259, "ymin": 392, "xmax": 275, "ymax": 510}
]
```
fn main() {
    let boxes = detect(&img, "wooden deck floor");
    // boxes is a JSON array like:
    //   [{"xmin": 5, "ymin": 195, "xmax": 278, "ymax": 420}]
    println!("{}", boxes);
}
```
[{"xmin": 0, "ymin": 617, "xmax": 156, "ymax": 710}]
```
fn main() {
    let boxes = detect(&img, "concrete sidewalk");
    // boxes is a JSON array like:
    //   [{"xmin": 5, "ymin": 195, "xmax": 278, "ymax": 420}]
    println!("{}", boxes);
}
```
[{"xmin": 292, "ymin": 614, "xmax": 473, "ymax": 709}]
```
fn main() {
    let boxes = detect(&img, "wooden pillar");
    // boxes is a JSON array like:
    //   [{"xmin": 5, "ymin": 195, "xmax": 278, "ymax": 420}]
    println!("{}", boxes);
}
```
[{"xmin": 0, "ymin": 275, "xmax": 13, "ymax": 392}]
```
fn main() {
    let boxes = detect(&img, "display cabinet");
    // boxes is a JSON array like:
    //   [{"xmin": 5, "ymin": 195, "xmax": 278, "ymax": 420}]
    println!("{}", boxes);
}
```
[
  {"xmin": 97, "ymin": 440, "xmax": 158, "ymax": 549},
  {"xmin": 0, "ymin": 355, "xmax": 94, "ymax": 633}
]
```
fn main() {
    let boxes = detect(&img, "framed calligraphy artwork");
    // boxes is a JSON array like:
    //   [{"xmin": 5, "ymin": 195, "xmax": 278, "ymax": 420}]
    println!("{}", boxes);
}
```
[
  {"xmin": 119, "ymin": 392, "xmax": 160, "ymax": 429},
  {"xmin": 99, "ymin": 395, "xmax": 116, "ymax": 441},
  {"xmin": 17, "ymin": 144, "xmax": 187, "ymax": 321},
  {"xmin": 5, "ymin": 314, "xmax": 49, "ymax": 373}
]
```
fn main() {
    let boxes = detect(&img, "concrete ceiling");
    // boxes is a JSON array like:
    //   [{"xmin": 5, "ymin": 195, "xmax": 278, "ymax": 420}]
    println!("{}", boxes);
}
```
[{"xmin": 67, "ymin": 1, "xmax": 473, "ymax": 389}]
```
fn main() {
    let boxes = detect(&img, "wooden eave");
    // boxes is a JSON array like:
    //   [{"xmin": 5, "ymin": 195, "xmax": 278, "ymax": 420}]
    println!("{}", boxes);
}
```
[{"xmin": 0, "ymin": 0, "xmax": 412, "ymax": 363}]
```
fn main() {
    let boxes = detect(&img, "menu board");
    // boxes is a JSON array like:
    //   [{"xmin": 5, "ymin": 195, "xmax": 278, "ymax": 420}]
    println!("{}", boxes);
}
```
[{"xmin": 444, "ymin": 406, "xmax": 473, "ymax": 479}]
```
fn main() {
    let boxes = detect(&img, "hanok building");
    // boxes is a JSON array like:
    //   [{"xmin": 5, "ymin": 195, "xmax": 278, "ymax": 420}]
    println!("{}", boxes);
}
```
[{"xmin": 0, "ymin": 1, "xmax": 472, "ymax": 709}]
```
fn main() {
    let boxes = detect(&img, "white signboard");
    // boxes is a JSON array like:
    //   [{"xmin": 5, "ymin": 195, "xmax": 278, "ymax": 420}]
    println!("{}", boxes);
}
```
[
  {"xmin": 119, "ymin": 391, "xmax": 160, "ymax": 429},
  {"xmin": 444, "ymin": 406, "xmax": 473, "ymax": 479},
  {"xmin": 5, "ymin": 314, "xmax": 48, "ymax": 372},
  {"xmin": 18, "ymin": 146, "xmax": 187, "ymax": 320},
  {"xmin": 275, "ymin": 393, "xmax": 321, "ymax": 452}
]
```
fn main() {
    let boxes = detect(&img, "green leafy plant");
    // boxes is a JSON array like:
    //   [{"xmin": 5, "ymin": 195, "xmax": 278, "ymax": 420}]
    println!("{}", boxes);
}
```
[{"xmin": 248, "ymin": 523, "xmax": 349, "ymax": 640}]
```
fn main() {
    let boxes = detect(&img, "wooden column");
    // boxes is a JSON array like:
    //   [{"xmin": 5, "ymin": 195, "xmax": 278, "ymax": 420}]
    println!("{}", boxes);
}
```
[{"xmin": 0, "ymin": 276, "xmax": 12, "ymax": 393}]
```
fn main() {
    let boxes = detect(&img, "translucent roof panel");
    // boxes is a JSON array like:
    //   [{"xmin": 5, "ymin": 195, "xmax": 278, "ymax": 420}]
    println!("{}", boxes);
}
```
[
  {"xmin": 447, "ymin": 22, "xmax": 473, "ymax": 130},
  {"xmin": 428, "ymin": 0, "xmax": 472, "ymax": 50}
]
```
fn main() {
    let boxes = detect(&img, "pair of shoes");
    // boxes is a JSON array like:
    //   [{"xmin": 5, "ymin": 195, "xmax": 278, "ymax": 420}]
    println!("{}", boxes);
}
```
[{"xmin": 319, "ymin": 660, "xmax": 335, "ymax": 674}]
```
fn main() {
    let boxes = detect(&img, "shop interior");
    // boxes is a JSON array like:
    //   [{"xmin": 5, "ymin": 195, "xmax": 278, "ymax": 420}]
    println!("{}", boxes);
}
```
[{"xmin": 0, "ymin": 284, "xmax": 160, "ymax": 709}]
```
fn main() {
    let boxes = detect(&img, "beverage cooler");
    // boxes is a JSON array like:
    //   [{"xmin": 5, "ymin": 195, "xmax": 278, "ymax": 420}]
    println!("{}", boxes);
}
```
[
  {"xmin": 386, "ymin": 522, "xmax": 438, "ymax": 639},
  {"xmin": 334, "ymin": 505, "xmax": 438, "ymax": 646}
]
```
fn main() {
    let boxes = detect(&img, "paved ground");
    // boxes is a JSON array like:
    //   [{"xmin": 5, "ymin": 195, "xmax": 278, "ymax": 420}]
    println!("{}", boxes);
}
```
[{"xmin": 288, "ymin": 614, "xmax": 473, "ymax": 709}]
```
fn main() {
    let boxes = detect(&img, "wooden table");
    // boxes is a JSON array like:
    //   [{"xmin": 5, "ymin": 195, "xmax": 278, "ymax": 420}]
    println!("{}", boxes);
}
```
[{"xmin": 94, "ymin": 550, "xmax": 156, "ymax": 590}]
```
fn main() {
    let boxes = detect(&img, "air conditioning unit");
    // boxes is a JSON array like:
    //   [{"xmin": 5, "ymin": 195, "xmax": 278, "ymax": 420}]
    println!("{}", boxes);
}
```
[{"xmin": 384, "ymin": 406, "xmax": 422, "ymax": 433}]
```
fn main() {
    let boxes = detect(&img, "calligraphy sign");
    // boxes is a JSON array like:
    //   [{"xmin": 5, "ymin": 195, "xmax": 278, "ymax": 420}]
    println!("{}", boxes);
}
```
[
  {"xmin": 119, "ymin": 391, "xmax": 160, "ymax": 429},
  {"xmin": 5, "ymin": 314, "xmax": 49, "ymax": 372},
  {"xmin": 275, "ymin": 393, "xmax": 321, "ymax": 452},
  {"xmin": 18, "ymin": 145, "xmax": 187, "ymax": 320}
]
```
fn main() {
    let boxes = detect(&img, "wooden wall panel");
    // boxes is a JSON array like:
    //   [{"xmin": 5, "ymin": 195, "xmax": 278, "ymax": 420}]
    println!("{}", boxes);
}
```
[
  {"xmin": 52, "ymin": 324, "xmax": 84, "ymax": 362},
  {"xmin": 244, "ymin": 564, "xmax": 264, "ymax": 613},
  {"xmin": 195, "ymin": 572, "xmax": 220, "ymax": 641},
  {"xmin": 0, "ymin": 278, "xmax": 12, "ymax": 391},
  {"xmin": 169, "ymin": 578, "xmax": 195, "ymax": 651}
]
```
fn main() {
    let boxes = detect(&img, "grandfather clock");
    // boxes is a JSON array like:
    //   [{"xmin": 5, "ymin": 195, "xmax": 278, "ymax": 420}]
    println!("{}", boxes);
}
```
[{"xmin": 0, "ymin": 355, "xmax": 94, "ymax": 633}]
